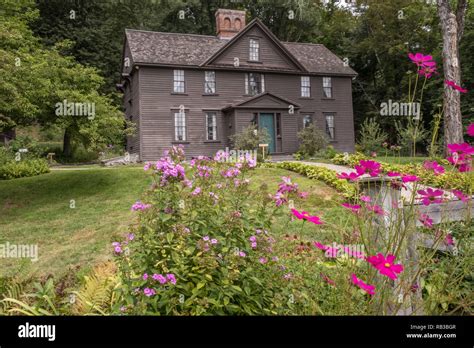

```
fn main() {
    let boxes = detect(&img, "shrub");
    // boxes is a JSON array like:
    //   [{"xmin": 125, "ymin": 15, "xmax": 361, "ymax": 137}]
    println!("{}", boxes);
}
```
[
  {"xmin": 0, "ymin": 159, "xmax": 50, "ymax": 180},
  {"xmin": 395, "ymin": 120, "xmax": 429, "ymax": 156},
  {"xmin": 357, "ymin": 118, "xmax": 387, "ymax": 155},
  {"xmin": 113, "ymin": 146, "xmax": 307, "ymax": 315},
  {"xmin": 229, "ymin": 124, "xmax": 270, "ymax": 151},
  {"xmin": 297, "ymin": 124, "xmax": 328, "ymax": 157}
]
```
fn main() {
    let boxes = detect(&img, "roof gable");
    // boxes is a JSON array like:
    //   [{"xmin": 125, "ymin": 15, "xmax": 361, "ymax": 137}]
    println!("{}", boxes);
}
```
[
  {"xmin": 223, "ymin": 92, "xmax": 301, "ymax": 111},
  {"xmin": 201, "ymin": 19, "xmax": 307, "ymax": 72}
]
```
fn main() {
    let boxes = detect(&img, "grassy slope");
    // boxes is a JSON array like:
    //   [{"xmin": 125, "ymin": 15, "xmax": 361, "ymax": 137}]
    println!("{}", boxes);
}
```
[{"xmin": 0, "ymin": 166, "xmax": 346, "ymax": 280}]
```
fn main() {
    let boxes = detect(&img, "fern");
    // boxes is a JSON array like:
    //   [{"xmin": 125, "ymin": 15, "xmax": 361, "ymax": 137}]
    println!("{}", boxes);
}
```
[{"xmin": 71, "ymin": 262, "xmax": 118, "ymax": 315}]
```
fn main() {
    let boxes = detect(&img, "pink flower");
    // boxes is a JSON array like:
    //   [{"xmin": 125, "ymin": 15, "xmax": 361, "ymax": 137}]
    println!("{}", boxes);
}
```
[
  {"xmin": 418, "ymin": 213, "xmax": 433, "ymax": 228},
  {"xmin": 203, "ymin": 236, "xmax": 210, "ymax": 241},
  {"xmin": 447, "ymin": 142, "xmax": 474, "ymax": 156},
  {"xmin": 131, "ymin": 201, "xmax": 152, "ymax": 211},
  {"xmin": 401, "ymin": 175, "xmax": 420, "ymax": 183},
  {"xmin": 445, "ymin": 80, "xmax": 468, "ymax": 93},
  {"xmin": 351, "ymin": 274, "xmax": 375, "ymax": 296},
  {"xmin": 452, "ymin": 190, "xmax": 469, "ymax": 202},
  {"xmin": 192, "ymin": 187, "xmax": 202, "ymax": 196},
  {"xmin": 210, "ymin": 238, "xmax": 218, "ymax": 245},
  {"xmin": 423, "ymin": 161, "xmax": 445, "ymax": 175},
  {"xmin": 341, "ymin": 203, "xmax": 361, "ymax": 214},
  {"xmin": 337, "ymin": 172, "xmax": 361, "ymax": 181},
  {"xmin": 408, "ymin": 53, "xmax": 435, "ymax": 68},
  {"xmin": 366, "ymin": 253, "xmax": 404, "ymax": 280},
  {"xmin": 152, "ymin": 274, "xmax": 167, "ymax": 284},
  {"xmin": 166, "ymin": 274, "xmax": 177, "ymax": 285},
  {"xmin": 283, "ymin": 273, "xmax": 292, "ymax": 280},
  {"xmin": 259, "ymin": 257, "xmax": 268, "ymax": 264},
  {"xmin": 249, "ymin": 236, "xmax": 257, "ymax": 242},
  {"xmin": 143, "ymin": 288, "xmax": 156, "ymax": 297},
  {"xmin": 114, "ymin": 245, "xmax": 122, "ymax": 254},
  {"xmin": 419, "ymin": 64, "xmax": 438, "ymax": 79},
  {"xmin": 143, "ymin": 162, "xmax": 151, "ymax": 171},
  {"xmin": 290, "ymin": 208, "xmax": 323, "ymax": 225},
  {"xmin": 251, "ymin": 242, "xmax": 257, "ymax": 249},
  {"xmin": 238, "ymin": 251, "xmax": 246, "ymax": 257},
  {"xmin": 142, "ymin": 273, "xmax": 149, "ymax": 281},
  {"xmin": 355, "ymin": 160, "xmax": 382, "ymax": 177},
  {"xmin": 366, "ymin": 204, "xmax": 385, "ymax": 216},
  {"xmin": 417, "ymin": 188, "xmax": 444, "ymax": 206},
  {"xmin": 127, "ymin": 233, "xmax": 135, "ymax": 241},
  {"xmin": 445, "ymin": 233, "xmax": 454, "ymax": 246},
  {"xmin": 467, "ymin": 123, "xmax": 474, "ymax": 137},
  {"xmin": 360, "ymin": 195, "xmax": 371, "ymax": 202},
  {"xmin": 387, "ymin": 171, "xmax": 401, "ymax": 177}
]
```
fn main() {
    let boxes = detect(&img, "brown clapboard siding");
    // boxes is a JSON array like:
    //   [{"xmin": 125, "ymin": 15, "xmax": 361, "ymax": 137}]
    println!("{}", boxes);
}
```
[
  {"xmin": 135, "ymin": 65, "xmax": 355, "ymax": 159},
  {"xmin": 210, "ymin": 26, "xmax": 300, "ymax": 71}
]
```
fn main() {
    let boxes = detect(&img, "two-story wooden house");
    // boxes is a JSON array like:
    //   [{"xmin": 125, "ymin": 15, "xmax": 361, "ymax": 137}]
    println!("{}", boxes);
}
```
[{"xmin": 118, "ymin": 9, "xmax": 356, "ymax": 160}]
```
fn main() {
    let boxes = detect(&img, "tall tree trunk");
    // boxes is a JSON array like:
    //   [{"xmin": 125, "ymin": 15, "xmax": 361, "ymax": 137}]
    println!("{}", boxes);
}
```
[
  {"xmin": 62, "ymin": 127, "xmax": 72, "ymax": 158},
  {"xmin": 437, "ymin": 0, "xmax": 467, "ymax": 147}
]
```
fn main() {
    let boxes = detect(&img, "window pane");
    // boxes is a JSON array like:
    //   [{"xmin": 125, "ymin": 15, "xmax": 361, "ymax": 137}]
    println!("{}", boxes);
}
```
[
  {"xmin": 248, "ymin": 73, "xmax": 262, "ymax": 95},
  {"xmin": 249, "ymin": 39, "xmax": 259, "ymax": 61},
  {"xmin": 303, "ymin": 115, "xmax": 312, "ymax": 128},
  {"xmin": 325, "ymin": 114, "xmax": 335, "ymax": 140},
  {"xmin": 206, "ymin": 112, "xmax": 217, "ymax": 141},
  {"xmin": 205, "ymin": 71, "xmax": 216, "ymax": 94},
  {"xmin": 323, "ymin": 77, "xmax": 332, "ymax": 98},
  {"xmin": 174, "ymin": 112, "xmax": 186, "ymax": 141},
  {"xmin": 174, "ymin": 70, "xmax": 185, "ymax": 93},
  {"xmin": 301, "ymin": 76, "xmax": 311, "ymax": 97}
]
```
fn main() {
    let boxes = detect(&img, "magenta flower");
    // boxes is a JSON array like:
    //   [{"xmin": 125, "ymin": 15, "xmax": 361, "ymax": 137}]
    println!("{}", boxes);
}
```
[
  {"xmin": 467, "ymin": 123, "xmax": 474, "ymax": 137},
  {"xmin": 360, "ymin": 195, "xmax": 371, "ymax": 202},
  {"xmin": 366, "ymin": 204, "xmax": 385, "ymax": 216},
  {"xmin": 418, "ymin": 213, "xmax": 433, "ymax": 228},
  {"xmin": 299, "ymin": 191, "xmax": 309, "ymax": 199},
  {"xmin": 341, "ymin": 203, "xmax": 361, "ymax": 214},
  {"xmin": 452, "ymin": 190, "xmax": 469, "ymax": 203},
  {"xmin": 259, "ymin": 257, "xmax": 268, "ymax": 264},
  {"xmin": 417, "ymin": 188, "xmax": 444, "ymax": 206},
  {"xmin": 401, "ymin": 175, "xmax": 420, "ymax": 183},
  {"xmin": 366, "ymin": 253, "xmax": 404, "ymax": 280},
  {"xmin": 290, "ymin": 208, "xmax": 323, "ymax": 225},
  {"xmin": 445, "ymin": 233, "xmax": 454, "ymax": 246},
  {"xmin": 445, "ymin": 80, "xmax": 468, "ymax": 93},
  {"xmin": 192, "ymin": 187, "xmax": 202, "ymax": 196},
  {"xmin": 251, "ymin": 242, "xmax": 257, "ymax": 249},
  {"xmin": 387, "ymin": 171, "xmax": 401, "ymax": 177},
  {"xmin": 423, "ymin": 161, "xmax": 445, "ymax": 175},
  {"xmin": 447, "ymin": 142, "xmax": 474, "ymax": 156},
  {"xmin": 355, "ymin": 160, "xmax": 382, "ymax": 177},
  {"xmin": 419, "ymin": 64, "xmax": 437, "ymax": 79},
  {"xmin": 143, "ymin": 162, "xmax": 151, "ymax": 171},
  {"xmin": 142, "ymin": 273, "xmax": 149, "ymax": 281},
  {"xmin": 351, "ymin": 274, "xmax": 375, "ymax": 296},
  {"xmin": 338, "ymin": 171, "xmax": 361, "ymax": 181},
  {"xmin": 238, "ymin": 251, "xmax": 246, "ymax": 257},
  {"xmin": 408, "ymin": 53, "xmax": 434, "ymax": 67},
  {"xmin": 114, "ymin": 245, "xmax": 122, "ymax": 254}
]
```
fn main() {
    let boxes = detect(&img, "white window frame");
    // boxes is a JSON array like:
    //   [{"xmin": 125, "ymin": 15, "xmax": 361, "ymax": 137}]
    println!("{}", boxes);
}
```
[
  {"xmin": 245, "ymin": 73, "xmax": 265, "ymax": 95},
  {"xmin": 174, "ymin": 111, "xmax": 186, "ymax": 141},
  {"xmin": 325, "ymin": 114, "xmax": 335, "ymax": 140},
  {"xmin": 206, "ymin": 112, "xmax": 217, "ymax": 141},
  {"xmin": 204, "ymin": 71, "xmax": 216, "ymax": 94},
  {"xmin": 249, "ymin": 38, "xmax": 260, "ymax": 61},
  {"xmin": 301, "ymin": 76, "xmax": 311, "ymax": 97},
  {"xmin": 323, "ymin": 77, "xmax": 332, "ymax": 98},
  {"xmin": 173, "ymin": 69, "xmax": 185, "ymax": 93}
]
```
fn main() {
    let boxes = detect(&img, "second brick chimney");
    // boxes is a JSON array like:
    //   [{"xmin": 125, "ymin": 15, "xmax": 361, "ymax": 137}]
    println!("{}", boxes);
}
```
[{"xmin": 215, "ymin": 9, "xmax": 246, "ymax": 40}]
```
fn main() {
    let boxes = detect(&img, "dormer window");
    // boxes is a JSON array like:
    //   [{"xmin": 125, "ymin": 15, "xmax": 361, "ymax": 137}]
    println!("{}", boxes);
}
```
[{"xmin": 249, "ymin": 38, "xmax": 259, "ymax": 61}]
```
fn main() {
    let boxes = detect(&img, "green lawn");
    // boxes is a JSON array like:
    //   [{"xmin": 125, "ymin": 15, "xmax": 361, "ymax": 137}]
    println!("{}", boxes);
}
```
[{"xmin": 0, "ymin": 166, "xmax": 347, "ymax": 281}]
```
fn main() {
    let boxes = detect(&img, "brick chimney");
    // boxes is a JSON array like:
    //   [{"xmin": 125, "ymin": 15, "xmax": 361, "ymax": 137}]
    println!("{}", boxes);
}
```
[{"xmin": 215, "ymin": 9, "xmax": 246, "ymax": 40}]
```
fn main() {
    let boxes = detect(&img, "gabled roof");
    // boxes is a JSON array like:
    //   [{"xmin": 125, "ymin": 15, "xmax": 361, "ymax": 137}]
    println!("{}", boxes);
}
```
[
  {"xmin": 124, "ymin": 23, "xmax": 357, "ymax": 76},
  {"xmin": 222, "ymin": 92, "xmax": 301, "ymax": 111},
  {"xmin": 201, "ymin": 18, "xmax": 307, "ymax": 72}
]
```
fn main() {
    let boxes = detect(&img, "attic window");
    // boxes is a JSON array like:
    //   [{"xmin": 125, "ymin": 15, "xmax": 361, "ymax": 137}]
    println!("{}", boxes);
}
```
[{"xmin": 249, "ymin": 39, "xmax": 259, "ymax": 61}]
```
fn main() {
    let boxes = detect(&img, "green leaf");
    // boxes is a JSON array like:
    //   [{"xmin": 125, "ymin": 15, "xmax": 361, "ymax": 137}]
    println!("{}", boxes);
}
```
[{"xmin": 166, "ymin": 233, "xmax": 174, "ymax": 244}]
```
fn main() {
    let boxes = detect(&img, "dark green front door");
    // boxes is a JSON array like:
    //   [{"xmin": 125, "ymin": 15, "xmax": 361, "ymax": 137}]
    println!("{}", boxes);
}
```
[{"xmin": 259, "ymin": 113, "xmax": 275, "ymax": 153}]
